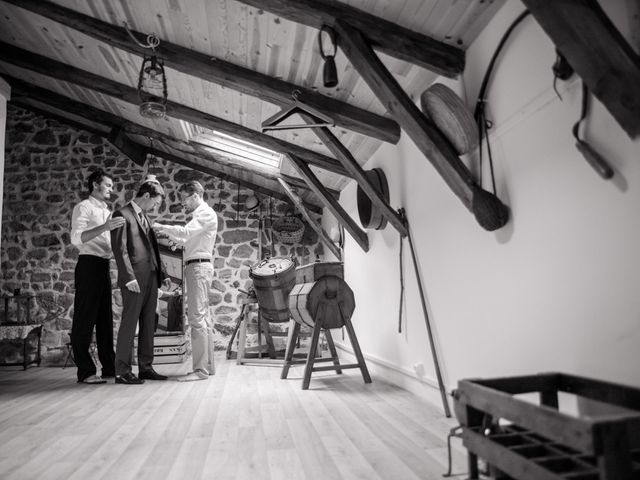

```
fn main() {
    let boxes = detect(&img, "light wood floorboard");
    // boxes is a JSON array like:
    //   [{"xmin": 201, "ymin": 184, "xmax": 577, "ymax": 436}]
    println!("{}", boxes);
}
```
[{"xmin": 0, "ymin": 355, "xmax": 467, "ymax": 480}]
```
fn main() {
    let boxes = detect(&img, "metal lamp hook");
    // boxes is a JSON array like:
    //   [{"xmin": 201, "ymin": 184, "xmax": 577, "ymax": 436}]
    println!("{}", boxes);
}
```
[{"xmin": 123, "ymin": 21, "xmax": 161, "ymax": 51}]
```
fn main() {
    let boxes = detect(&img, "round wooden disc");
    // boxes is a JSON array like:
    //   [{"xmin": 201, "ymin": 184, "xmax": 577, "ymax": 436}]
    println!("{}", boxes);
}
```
[{"xmin": 420, "ymin": 83, "xmax": 479, "ymax": 155}]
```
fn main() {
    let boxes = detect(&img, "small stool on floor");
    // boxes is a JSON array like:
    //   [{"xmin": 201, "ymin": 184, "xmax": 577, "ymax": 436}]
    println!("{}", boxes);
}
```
[
  {"xmin": 284, "ymin": 275, "xmax": 371, "ymax": 389},
  {"xmin": 227, "ymin": 297, "xmax": 282, "ymax": 365},
  {"xmin": 63, "ymin": 332, "xmax": 98, "ymax": 369},
  {"xmin": 0, "ymin": 324, "xmax": 43, "ymax": 369}
]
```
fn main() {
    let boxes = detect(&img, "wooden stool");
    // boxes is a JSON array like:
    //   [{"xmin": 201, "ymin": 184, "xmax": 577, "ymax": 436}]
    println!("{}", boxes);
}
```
[
  {"xmin": 229, "ymin": 297, "xmax": 282, "ymax": 365},
  {"xmin": 63, "ymin": 330, "xmax": 98, "ymax": 369},
  {"xmin": 283, "ymin": 275, "xmax": 371, "ymax": 389},
  {"xmin": 0, "ymin": 324, "xmax": 43, "ymax": 369}
]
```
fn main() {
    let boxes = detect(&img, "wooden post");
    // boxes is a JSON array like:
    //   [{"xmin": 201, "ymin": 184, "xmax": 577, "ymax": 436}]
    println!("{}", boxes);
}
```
[
  {"xmin": 277, "ymin": 177, "xmax": 343, "ymax": 260},
  {"xmin": 300, "ymin": 114, "xmax": 407, "ymax": 237},
  {"xmin": 334, "ymin": 20, "xmax": 476, "ymax": 211},
  {"xmin": 285, "ymin": 154, "xmax": 369, "ymax": 253}
]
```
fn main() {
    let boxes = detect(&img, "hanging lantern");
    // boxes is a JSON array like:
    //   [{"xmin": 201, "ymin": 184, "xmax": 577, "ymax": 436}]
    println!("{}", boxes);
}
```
[
  {"xmin": 122, "ymin": 27, "xmax": 167, "ymax": 119},
  {"xmin": 138, "ymin": 45, "xmax": 167, "ymax": 118},
  {"xmin": 318, "ymin": 26, "xmax": 338, "ymax": 88},
  {"xmin": 124, "ymin": 24, "xmax": 168, "ymax": 118}
]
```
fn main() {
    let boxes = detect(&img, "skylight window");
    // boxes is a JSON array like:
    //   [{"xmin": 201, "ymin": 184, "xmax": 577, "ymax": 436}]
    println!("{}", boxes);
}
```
[{"xmin": 186, "ymin": 123, "xmax": 282, "ymax": 173}]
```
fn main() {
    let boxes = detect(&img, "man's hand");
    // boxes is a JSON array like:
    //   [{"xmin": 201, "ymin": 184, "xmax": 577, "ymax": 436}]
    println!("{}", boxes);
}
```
[
  {"xmin": 104, "ymin": 214, "xmax": 126, "ymax": 231},
  {"xmin": 162, "ymin": 278, "xmax": 172, "ymax": 291},
  {"xmin": 79, "ymin": 213, "xmax": 125, "ymax": 244},
  {"xmin": 125, "ymin": 279, "xmax": 141, "ymax": 293}
]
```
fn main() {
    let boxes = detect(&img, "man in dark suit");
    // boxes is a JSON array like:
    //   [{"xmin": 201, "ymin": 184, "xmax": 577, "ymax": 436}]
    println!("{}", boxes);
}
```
[{"xmin": 111, "ymin": 179, "xmax": 168, "ymax": 384}]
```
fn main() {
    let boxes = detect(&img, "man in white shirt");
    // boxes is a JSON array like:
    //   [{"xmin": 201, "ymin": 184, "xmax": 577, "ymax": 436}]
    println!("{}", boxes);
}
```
[
  {"xmin": 154, "ymin": 180, "xmax": 218, "ymax": 381},
  {"xmin": 70, "ymin": 169, "xmax": 125, "ymax": 384}
]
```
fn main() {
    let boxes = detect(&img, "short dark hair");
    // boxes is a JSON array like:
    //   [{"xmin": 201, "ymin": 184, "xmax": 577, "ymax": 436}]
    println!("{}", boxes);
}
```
[
  {"xmin": 136, "ymin": 180, "xmax": 165, "ymax": 199},
  {"xmin": 86, "ymin": 169, "xmax": 112, "ymax": 193},
  {"xmin": 178, "ymin": 180, "xmax": 204, "ymax": 196}
]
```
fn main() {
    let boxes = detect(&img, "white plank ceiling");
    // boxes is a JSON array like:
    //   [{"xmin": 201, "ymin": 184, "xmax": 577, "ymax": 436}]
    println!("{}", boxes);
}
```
[{"xmin": 0, "ymin": 0, "xmax": 505, "ymax": 208}]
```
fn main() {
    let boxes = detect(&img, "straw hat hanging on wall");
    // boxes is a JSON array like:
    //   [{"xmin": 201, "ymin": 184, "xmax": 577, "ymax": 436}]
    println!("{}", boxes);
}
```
[
  {"xmin": 357, "ymin": 167, "xmax": 389, "ymax": 231},
  {"xmin": 245, "ymin": 194, "xmax": 259, "ymax": 213}
]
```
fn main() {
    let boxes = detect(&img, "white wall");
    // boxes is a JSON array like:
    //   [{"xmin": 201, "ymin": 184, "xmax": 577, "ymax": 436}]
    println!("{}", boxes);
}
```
[
  {"xmin": 332, "ymin": 0, "xmax": 640, "ymax": 409},
  {"xmin": 0, "ymin": 77, "xmax": 10, "ymax": 249}
]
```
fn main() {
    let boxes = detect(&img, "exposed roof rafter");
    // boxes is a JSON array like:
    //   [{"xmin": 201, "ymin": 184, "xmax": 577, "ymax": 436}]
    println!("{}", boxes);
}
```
[
  {"xmin": 108, "ymin": 127, "xmax": 146, "ymax": 166},
  {"xmin": 0, "ymin": 0, "xmax": 400, "ymax": 144},
  {"xmin": 0, "ymin": 41, "xmax": 350, "ymax": 177},
  {"xmin": 333, "ymin": 19, "xmax": 476, "ymax": 212},
  {"xmin": 522, "ymin": 0, "xmax": 640, "ymax": 139},
  {"xmin": 234, "ymin": 0, "xmax": 465, "ymax": 77},
  {"xmin": 286, "ymin": 153, "xmax": 369, "ymax": 253},
  {"xmin": 7, "ymin": 77, "xmax": 326, "ymax": 214},
  {"xmin": 299, "ymin": 112, "xmax": 407, "ymax": 237},
  {"xmin": 277, "ymin": 177, "xmax": 342, "ymax": 260}
]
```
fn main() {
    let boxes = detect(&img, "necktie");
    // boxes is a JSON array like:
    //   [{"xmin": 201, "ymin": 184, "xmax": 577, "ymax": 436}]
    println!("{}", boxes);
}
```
[
  {"xmin": 139, "ymin": 211, "xmax": 158, "ymax": 270},
  {"xmin": 139, "ymin": 212, "xmax": 148, "ymax": 233}
]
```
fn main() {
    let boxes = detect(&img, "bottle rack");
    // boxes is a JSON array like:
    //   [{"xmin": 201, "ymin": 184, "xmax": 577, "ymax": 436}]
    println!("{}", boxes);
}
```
[{"xmin": 453, "ymin": 373, "xmax": 640, "ymax": 479}]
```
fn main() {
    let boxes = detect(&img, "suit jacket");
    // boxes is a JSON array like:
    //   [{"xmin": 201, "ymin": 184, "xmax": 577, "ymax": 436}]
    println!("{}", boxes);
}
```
[{"xmin": 110, "ymin": 203, "xmax": 164, "ymax": 288}]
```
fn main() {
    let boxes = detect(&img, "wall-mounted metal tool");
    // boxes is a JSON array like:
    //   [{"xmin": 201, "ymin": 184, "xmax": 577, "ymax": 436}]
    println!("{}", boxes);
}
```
[{"xmin": 573, "ymin": 81, "xmax": 614, "ymax": 179}]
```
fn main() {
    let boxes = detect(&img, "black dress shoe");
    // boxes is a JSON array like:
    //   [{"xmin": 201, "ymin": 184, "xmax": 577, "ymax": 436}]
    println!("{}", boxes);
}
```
[
  {"xmin": 115, "ymin": 372, "xmax": 145, "ymax": 384},
  {"xmin": 139, "ymin": 369, "xmax": 168, "ymax": 381}
]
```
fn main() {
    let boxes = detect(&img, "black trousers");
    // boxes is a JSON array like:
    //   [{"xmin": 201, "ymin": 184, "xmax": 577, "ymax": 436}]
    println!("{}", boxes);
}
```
[{"xmin": 71, "ymin": 255, "xmax": 116, "ymax": 381}]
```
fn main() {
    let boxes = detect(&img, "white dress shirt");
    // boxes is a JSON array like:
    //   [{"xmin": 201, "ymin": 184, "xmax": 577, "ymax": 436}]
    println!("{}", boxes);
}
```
[
  {"xmin": 158, "ymin": 201, "xmax": 218, "ymax": 261},
  {"xmin": 70, "ymin": 195, "xmax": 112, "ymax": 258}
]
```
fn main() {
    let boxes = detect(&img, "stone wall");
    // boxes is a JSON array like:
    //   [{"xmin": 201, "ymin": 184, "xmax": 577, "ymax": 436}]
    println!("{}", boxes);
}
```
[{"xmin": 0, "ymin": 105, "xmax": 324, "ymax": 366}]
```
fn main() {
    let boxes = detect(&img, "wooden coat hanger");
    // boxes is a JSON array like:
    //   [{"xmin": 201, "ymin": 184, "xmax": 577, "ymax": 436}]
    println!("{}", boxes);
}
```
[{"xmin": 261, "ymin": 90, "xmax": 334, "ymax": 132}]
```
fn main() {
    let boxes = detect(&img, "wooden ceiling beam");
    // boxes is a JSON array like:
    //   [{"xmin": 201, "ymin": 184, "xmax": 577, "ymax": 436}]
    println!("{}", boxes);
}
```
[
  {"xmin": 145, "ymin": 146, "xmax": 325, "ymax": 215},
  {"xmin": 286, "ymin": 154, "xmax": 369, "ymax": 253},
  {"xmin": 7, "ymin": 78, "xmax": 324, "ymax": 214},
  {"xmin": 234, "ymin": 0, "xmax": 464, "ymax": 77},
  {"xmin": 521, "ymin": 0, "xmax": 640, "ymax": 138},
  {"xmin": 0, "ymin": 41, "xmax": 349, "ymax": 177},
  {"xmin": 300, "ymin": 113, "xmax": 407, "ymax": 237},
  {"xmin": 333, "ymin": 20, "xmax": 476, "ymax": 212},
  {"xmin": 277, "ymin": 178, "xmax": 342, "ymax": 260},
  {"xmin": 8, "ymin": 77, "xmax": 331, "ymax": 200},
  {"xmin": 5, "ymin": 100, "xmax": 109, "ymax": 138},
  {"xmin": 1, "ymin": 0, "xmax": 400, "ymax": 144},
  {"xmin": 107, "ymin": 127, "xmax": 146, "ymax": 167}
]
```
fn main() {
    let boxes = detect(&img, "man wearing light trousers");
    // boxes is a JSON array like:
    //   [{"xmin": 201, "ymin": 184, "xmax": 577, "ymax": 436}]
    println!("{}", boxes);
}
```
[{"xmin": 154, "ymin": 180, "xmax": 218, "ymax": 381}]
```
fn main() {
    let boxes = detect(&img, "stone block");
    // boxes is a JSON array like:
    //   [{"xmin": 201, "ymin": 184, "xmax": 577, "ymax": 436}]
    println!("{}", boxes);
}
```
[{"xmin": 231, "ymin": 244, "xmax": 253, "ymax": 258}]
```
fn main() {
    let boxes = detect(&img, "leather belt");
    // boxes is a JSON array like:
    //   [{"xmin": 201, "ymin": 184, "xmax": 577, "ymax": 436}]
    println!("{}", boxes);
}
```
[{"xmin": 186, "ymin": 258, "xmax": 211, "ymax": 265}]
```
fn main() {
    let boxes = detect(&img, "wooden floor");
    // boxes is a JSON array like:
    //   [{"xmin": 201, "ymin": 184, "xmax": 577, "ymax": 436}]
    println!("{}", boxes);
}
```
[{"xmin": 0, "ymin": 356, "xmax": 466, "ymax": 480}]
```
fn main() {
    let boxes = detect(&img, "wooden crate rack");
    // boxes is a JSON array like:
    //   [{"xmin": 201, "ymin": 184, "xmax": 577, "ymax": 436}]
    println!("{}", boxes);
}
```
[{"xmin": 453, "ymin": 373, "xmax": 640, "ymax": 479}]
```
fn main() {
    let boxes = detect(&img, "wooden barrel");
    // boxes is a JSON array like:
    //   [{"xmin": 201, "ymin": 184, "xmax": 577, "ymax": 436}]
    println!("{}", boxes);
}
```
[
  {"xmin": 289, "ymin": 275, "xmax": 355, "ymax": 329},
  {"xmin": 249, "ymin": 257, "xmax": 296, "ymax": 322}
]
